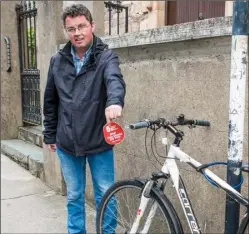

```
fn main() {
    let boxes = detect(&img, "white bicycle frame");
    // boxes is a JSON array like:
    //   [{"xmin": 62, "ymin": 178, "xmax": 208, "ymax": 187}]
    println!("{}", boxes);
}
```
[{"xmin": 130, "ymin": 144, "xmax": 248, "ymax": 234}]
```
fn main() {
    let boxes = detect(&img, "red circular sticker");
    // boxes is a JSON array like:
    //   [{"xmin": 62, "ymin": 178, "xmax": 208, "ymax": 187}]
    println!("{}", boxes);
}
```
[{"xmin": 103, "ymin": 122, "xmax": 125, "ymax": 145}]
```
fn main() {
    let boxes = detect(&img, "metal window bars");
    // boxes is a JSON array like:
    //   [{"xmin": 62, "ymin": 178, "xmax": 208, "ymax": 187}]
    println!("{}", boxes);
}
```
[{"xmin": 104, "ymin": 1, "xmax": 129, "ymax": 35}]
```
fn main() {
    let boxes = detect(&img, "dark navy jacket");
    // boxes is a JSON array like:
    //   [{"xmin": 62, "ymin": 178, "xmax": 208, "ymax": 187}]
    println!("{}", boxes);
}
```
[{"xmin": 43, "ymin": 35, "xmax": 126, "ymax": 156}]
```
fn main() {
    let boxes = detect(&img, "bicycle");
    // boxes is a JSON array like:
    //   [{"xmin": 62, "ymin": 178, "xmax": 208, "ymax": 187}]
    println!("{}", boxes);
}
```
[{"xmin": 97, "ymin": 114, "xmax": 249, "ymax": 234}]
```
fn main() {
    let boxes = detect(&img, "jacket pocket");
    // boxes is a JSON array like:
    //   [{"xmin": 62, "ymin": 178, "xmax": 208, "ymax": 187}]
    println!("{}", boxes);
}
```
[{"xmin": 56, "ymin": 108, "xmax": 74, "ymax": 152}]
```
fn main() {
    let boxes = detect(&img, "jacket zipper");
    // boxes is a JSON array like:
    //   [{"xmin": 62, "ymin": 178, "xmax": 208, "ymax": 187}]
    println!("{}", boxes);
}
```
[{"xmin": 73, "ymin": 62, "xmax": 96, "ymax": 156}]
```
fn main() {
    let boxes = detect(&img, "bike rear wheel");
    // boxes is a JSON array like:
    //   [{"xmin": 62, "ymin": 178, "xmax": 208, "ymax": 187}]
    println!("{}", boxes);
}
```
[{"xmin": 96, "ymin": 179, "xmax": 183, "ymax": 234}]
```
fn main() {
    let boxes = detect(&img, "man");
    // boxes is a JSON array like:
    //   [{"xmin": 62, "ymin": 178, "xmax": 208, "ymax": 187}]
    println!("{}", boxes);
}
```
[{"xmin": 43, "ymin": 4, "xmax": 126, "ymax": 234}]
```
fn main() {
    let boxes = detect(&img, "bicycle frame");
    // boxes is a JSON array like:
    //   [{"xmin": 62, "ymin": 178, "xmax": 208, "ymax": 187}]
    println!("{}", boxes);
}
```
[{"xmin": 130, "ymin": 144, "xmax": 249, "ymax": 234}]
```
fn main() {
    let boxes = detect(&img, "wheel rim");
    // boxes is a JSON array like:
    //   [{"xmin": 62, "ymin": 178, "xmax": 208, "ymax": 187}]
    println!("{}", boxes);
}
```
[{"xmin": 98, "ymin": 184, "xmax": 172, "ymax": 234}]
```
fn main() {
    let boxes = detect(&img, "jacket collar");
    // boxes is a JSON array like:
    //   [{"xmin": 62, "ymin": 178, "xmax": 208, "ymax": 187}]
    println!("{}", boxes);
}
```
[
  {"xmin": 71, "ymin": 42, "xmax": 92, "ymax": 61},
  {"xmin": 59, "ymin": 34, "xmax": 108, "ymax": 64}
]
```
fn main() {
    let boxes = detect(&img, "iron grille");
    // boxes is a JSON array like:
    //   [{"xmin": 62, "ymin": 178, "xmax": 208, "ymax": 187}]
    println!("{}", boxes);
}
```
[
  {"xmin": 20, "ymin": 69, "xmax": 41, "ymax": 125},
  {"xmin": 16, "ymin": 1, "xmax": 41, "ymax": 125},
  {"xmin": 104, "ymin": 1, "xmax": 129, "ymax": 35}
]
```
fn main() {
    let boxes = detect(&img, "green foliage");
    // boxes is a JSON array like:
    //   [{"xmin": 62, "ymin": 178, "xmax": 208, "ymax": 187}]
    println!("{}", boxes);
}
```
[{"xmin": 27, "ymin": 26, "xmax": 36, "ymax": 68}]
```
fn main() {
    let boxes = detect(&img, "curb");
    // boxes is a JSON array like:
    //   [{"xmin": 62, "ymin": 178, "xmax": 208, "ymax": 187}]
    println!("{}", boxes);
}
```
[{"xmin": 1, "ymin": 140, "xmax": 45, "ymax": 181}]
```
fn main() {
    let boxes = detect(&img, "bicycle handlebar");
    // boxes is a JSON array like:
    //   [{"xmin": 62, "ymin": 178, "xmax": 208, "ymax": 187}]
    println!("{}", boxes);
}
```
[
  {"xmin": 181, "ymin": 119, "xmax": 210, "ymax": 127},
  {"xmin": 128, "ymin": 115, "xmax": 210, "ymax": 130},
  {"xmin": 129, "ymin": 120, "xmax": 150, "ymax": 130},
  {"xmin": 129, "ymin": 119, "xmax": 160, "ymax": 130}
]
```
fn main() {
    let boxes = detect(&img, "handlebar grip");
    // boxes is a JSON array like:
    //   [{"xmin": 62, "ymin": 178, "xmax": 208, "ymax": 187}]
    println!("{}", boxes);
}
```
[
  {"xmin": 129, "ymin": 121, "xmax": 150, "ymax": 130},
  {"xmin": 193, "ymin": 120, "xmax": 210, "ymax": 127}
]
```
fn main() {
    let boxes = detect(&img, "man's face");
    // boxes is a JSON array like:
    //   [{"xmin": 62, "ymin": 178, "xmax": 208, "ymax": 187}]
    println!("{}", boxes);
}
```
[{"xmin": 64, "ymin": 15, "xmax": 95, "ymax": 49}]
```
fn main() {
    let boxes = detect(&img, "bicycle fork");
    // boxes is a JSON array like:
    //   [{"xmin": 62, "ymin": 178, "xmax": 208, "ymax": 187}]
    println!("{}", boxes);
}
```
[{"xmin": 130, "ymin": 180, "xmax": 158, "ymax": 234}]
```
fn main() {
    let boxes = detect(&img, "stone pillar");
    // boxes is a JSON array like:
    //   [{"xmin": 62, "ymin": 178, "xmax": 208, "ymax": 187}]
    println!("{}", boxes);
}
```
[
  {"xmin": 151, "ymin": 1, "xmax": 165, "ymax": 28},
  {"xmin": 63, "ymin": 1, "xmax": 105, "ymax": 36},
  {"xmin": 120, "ymin": 1, "xmax": 165, "ymax": 33},
  {"xmin": 225, "ymin": 1, "xmax": 233, "ymax": 16},
  {"xmin": 36, "ymin": 1, "xmax": 105, "ymax": 195},
  {"xmin": 36, "ymin": 1, "xmax": 66, "ymax": 194},
  {"xmin": 1, "ymin": 1, "xmax": 22, "ymax": 140}
]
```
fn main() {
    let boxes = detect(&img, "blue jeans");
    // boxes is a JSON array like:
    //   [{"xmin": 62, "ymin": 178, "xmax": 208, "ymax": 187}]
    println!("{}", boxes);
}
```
[{"xmin": 56, "ymin": 147, "xmax": 117, "ymax": 234}]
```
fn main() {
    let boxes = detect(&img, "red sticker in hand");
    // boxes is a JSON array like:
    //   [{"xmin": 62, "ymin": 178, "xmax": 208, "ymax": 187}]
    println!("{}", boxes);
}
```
[{"xmin": 103, "ymin": 122, "xmax": 124, "ymax": 145}]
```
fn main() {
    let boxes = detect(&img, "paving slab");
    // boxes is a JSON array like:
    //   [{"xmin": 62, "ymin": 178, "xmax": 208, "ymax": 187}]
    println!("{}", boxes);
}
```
[{"xmin": 1, "ymin": 154, "xmax": 96, "ymax": 233}]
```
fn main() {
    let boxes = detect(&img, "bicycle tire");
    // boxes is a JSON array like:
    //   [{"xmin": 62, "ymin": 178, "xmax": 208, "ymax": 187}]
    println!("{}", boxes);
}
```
[
  {"xmin": 237, "ymin": 210, "xmax": 249, "ymax": 234},
  {"xmin": 96, "ymin": 179, "xmax": 183, "ymax": 234}
]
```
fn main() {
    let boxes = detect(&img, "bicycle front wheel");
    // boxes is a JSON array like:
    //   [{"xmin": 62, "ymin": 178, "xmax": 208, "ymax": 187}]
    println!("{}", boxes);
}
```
[{"xmin": 96, "ymin": 179, "xmax": 183, "ymax": 234}]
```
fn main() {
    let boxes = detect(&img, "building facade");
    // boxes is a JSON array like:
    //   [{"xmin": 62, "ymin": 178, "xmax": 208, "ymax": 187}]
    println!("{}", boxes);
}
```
[{"xmin": 104, "ymin": 1, "xmax": 233, "ymax": 35}]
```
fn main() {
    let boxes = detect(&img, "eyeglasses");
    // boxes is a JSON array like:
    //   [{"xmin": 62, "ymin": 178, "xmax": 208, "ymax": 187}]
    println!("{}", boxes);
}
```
[{"xmin": 65, "ymin": 23, "xmax": 91, "ymax": 34}]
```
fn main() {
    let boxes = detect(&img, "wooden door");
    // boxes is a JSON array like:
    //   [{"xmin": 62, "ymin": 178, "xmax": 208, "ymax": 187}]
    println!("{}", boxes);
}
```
[
  {"xmin": 176, "ymin": 0, "xmax": 199, "ymax": 24},
  {"xmin": 199, "ymin": 1, "xmax": 225, "ymax": 20},
  {"xmin": 165, "ymin": 1, "xmax": 225, "ymax": 26}
]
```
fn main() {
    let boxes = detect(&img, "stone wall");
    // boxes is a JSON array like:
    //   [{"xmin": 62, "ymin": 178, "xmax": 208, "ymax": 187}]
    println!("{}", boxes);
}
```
[
  {"xmin": 99, "ymin": 17, "xmax": 248, "ymax": 233},
  {"xmin": 36, "ymin": 1, "xmax": 66, "ymax": 194},
  {"xmin": 111, "ymin": 38, "xmax": 247, "ymax": 233},
  {"xmin": 1, "ymin": 1, "xmax": 22, "ymax": 139}
]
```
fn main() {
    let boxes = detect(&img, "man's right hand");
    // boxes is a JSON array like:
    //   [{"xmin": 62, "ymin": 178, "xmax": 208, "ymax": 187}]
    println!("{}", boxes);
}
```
[{"xmin": 47, "ymin": 144, "xmax": 56, "ymax": 152}]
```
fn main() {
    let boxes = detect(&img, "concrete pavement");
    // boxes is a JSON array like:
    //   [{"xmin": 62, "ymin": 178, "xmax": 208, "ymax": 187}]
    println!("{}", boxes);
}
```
[{"xmin": 1, "ymin": 154, "xmax": 96, "ymax": 233}]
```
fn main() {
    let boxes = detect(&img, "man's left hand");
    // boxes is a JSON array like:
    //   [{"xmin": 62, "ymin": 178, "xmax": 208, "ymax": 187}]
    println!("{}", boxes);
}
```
[{"xmin": 105, "ymin": 105, "xmax": 122, "ymax": 123}]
